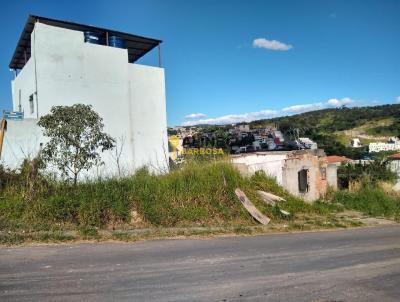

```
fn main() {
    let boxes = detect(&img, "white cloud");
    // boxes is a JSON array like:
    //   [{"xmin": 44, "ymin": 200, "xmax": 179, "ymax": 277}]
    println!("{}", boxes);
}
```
[
  {"xmin": 181, "ymin": 97, "xmax": 360, "ymax": 126},
  {"xmin": 253, "ymin": 38, "xmax": 293, "ymax": 51},
  {"xmin": 282, "ymin": 97, "xmax": 356, "ymax": 114},
  {"xmin": 184, "ymin": 113, "xmax": 207, "ymax": 119},
  {"xmin": 282, "ymin": 103, "xmax": 324, "ymax": 113},
  {"xmin": 327, "ymin": 97, "xmax": 354, "ymax": 107},
  {"xmin": 396, "ymin": 96, "xmax": 400, "ymax": 103},
  {"xmin": 182, "ymin": 109, "xmax": 278, "ymax": 126}
]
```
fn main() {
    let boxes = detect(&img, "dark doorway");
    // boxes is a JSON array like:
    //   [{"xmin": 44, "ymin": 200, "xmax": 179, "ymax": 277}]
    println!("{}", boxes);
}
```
[{"xmin": 298, "ymin": 169, "xmax": 309, "ymax": 193}]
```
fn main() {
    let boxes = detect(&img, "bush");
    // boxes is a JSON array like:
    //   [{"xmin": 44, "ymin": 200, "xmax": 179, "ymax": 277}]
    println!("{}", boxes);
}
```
[
  {"xmin": 0, "ymin": 165, "xmax": 20, "ymax": 190},
  {"xmin": 332, "ymin": 186, "xmax": 400, "ymax": 218},
  {"xmin": 338, "ymin": 161, "xmax": 396, "ymax": 189}
]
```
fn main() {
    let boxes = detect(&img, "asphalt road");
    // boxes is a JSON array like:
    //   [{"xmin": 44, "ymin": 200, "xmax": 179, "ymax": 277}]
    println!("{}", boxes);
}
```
[{"xmin": 1, "ymin": 226, "xmax": 400, "ymax": 302}]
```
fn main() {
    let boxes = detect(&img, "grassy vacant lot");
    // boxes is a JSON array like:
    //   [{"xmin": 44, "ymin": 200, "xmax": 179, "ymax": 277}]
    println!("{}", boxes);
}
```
[{"xmin": 0, "ymin": 159, "xmax": 399, "ymax": 245}]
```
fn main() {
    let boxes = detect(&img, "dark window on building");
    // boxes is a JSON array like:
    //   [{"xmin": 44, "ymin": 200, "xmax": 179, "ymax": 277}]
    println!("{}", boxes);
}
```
[
  {"xmin": 29, "ymin": 94, "xmax": 34, "ymax": 114},
  {"xmin": 298, "ymin": 169, "xmax": 309, "ymax": 193}
]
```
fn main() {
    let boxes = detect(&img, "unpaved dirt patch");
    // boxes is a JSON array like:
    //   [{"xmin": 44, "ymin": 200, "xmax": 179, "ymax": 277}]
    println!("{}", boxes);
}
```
[{"xmin": 336, "ymin": 210, "xmax": 397, "ymax": 226}]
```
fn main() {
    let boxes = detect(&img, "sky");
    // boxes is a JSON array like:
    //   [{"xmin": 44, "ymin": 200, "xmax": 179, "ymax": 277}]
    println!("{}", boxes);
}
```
[{"xmin": 0, "ymin": 0, "xmax": 399, "ymax": 126}]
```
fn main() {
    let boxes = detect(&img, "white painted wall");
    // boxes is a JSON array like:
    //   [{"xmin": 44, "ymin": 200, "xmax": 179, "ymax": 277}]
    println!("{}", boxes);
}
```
[
  {"xmin": 326, "ymin": 164, "xmax": 338, "ymax": 189},
  {"xmin": 389, "ymin": 160, "xmax": 400, "ymax": 191},
  {"xmin": 4, "ymin": 22, "xmax": 168, "ymax": 177},
  {"xmin": 11, "ymin": 58, "xmax": 36, "ymax": 117},
  {"xmin": 1, "ymin": 119, "xmax": 44, "ymax": 168},
  {"xmin": 369, "ymin": 141, "xmax": 400, "ymax": 153},
  {"xmin": 231, "ymin": 153, "xmax": 287, "ymax": 184}
]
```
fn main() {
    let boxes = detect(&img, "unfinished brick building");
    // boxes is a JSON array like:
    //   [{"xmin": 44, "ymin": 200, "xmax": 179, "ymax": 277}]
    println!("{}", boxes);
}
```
[{"xmin": 231, "ymin": 150, "xmax": 338, "ymax": 202}]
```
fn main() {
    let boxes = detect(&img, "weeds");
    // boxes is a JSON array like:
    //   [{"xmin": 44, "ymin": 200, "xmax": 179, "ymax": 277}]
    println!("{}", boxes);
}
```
[
  {"xmin": 331, "ymin": 186, "xmax": 400, "ymax": 218},
  {"xmin": 0, "ymin": 231, "xmax": 75, "ymax": 245},
  {"xmin": 1, "ymin": 159, "xmax": 398, "ymax": 245}
]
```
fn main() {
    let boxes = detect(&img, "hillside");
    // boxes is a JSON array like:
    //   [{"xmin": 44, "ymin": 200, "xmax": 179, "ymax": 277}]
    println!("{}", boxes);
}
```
[
  {"xmin": 250, "ymin": 104, "xmax": 400, "ymax": 134},
  {"xmin": 249, "ymin": 104, "xmax": 400, "ymax": 158}
]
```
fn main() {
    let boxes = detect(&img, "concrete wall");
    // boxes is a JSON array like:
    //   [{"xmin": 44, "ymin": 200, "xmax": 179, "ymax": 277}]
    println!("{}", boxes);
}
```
[
  {"xmin": 5, "ymin": 22, "xmax": 168, "ymax": 177},
  {"xmin": 326, "ymin": 164, "xmax": 338, "ymax": 190},
  {"xmin": 1, "ymin": 119, "xmax": 44, "ymax": 168},
  {"xmin": 127, "ymin": 64, "xmax": 168, "ymax": 173},
  {"xmin": 231, "ymin": 150, "xmax": 331, "ymax": 202},
  {"xmin": 231, "ymin": 153, "xmax": 287, "ymax": 184},
  {"xmin": 282, "ymin": 152, "xmax": 328, "ymax": 202},
  {"xmin": 11, "ymin": 58, "xmax": 36, "ymax": 117},
  {"xmin": 389, "ymin": 160, "xmax": 400, "ymax": 191}
]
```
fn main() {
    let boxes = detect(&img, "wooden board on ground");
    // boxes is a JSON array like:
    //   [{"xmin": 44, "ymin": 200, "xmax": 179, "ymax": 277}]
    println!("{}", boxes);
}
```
[
  {"xmin": 257, "ymin": 191, "xmax": 277, "ymax": 206},
  {"xmin": 279, "ymin": 209, "xmax": 290, "ymax": 216},
  {"xmin": 235, "ymin": 188, "xmax": 270, "ymax": 225},
  {"xmin": 257, "ymin": 190, "xmax": 286, "ymax": 206}
]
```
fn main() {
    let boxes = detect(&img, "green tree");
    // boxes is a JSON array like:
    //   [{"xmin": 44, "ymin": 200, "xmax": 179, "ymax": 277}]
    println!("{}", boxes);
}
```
[
  {"xmin": 38, "ymin": 104, "xmax": 115, "ymax": 184},
  {"xmin": 337, "ymin": 161, "xmax": 396, "ymax": 189}
]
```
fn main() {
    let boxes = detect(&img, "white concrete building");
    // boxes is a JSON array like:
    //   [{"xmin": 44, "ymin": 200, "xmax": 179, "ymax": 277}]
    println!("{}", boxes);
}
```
[
  {"xmin": 350, "ymin": 138, "xmax": 362, "ymax": 148},
  {"xmin": 2, "ymin": 15, "xmax": 169, "ymax": 177},
  {"xmin": 369, "ymin": 141, "xmax": 400, "ymax": 153},
  {"xmin": 298, "ymin": 137, "xmax": 318, "ymax": 150},
  {"xmin": 273, "ymin": 130, "xmax": 285, "ymax": 144},
  {"xmin": 237, "ymin": 124, "xmax": 250, "ymax": 132}
]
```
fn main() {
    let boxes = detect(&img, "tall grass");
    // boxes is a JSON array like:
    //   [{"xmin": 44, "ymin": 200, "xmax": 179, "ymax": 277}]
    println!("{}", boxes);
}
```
[
  {"xmin": 2, "ymin": 159, "xmax": 398, "ymax": 234},
  {"xmin": 1, "ymin": 160, "xmax": 256, "ymax": 230},
  {"xmin": 330, "ymin": 184, "xmax": 400, "ymax": 220}
]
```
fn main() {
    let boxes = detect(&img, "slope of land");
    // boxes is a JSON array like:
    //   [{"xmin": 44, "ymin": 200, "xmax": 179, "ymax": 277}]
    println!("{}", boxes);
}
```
[
  {"xmin": 249, "ymin": 104, "xmax": 400, "ymax": 158},
  {"xmin": 251, "ymin": 104, "xmax": 400, "ymax": 135}
]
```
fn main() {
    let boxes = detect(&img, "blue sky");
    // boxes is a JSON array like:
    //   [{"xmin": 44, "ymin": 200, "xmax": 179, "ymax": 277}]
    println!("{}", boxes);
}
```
[{"xmin": 0, "ymin": 0, "xmax": 399, "ymax": 126}]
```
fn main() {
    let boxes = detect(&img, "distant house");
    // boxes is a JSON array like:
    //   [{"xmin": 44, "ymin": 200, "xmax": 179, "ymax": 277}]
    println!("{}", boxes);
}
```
[
  {"xmin": 387, "ymin": 153, "xmax": 400, "ymax": 191},
  {"xmin": 231, "ymin": 149, "xmax": 337, "ymax": 202},
  {"xmin": 298, "ymin": 137, "xmax": 318, "ymax": 150},
  {"xmin": 369, "ymin": 138, "xmax": 400, "ymax": 153},
  {"xmin": 350, "ymin": 138, "xmax": 362, "ymax": 148},
  {"xmin": 252, "ymin": 140, "xmax": 262, "ymax": 151},
  {"xmin": 273, "ymin": 130, "xmax": 285, "ymax": 144},
  {"xmin": 326, "ymin": 155, "xmax": 351, "ymax": 167},
  {"xmin": 237, "ymin": 124, "xmax": 250, "ymax": 132}
]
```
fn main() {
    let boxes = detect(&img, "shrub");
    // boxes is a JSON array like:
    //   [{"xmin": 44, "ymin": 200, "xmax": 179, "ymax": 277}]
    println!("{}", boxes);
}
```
[
  {"xmin": 338, "ymin": 161, "xmax": 396, "ymax": 189},
  {"xmin": 332, "ymin": 186, "xmax": 400, "ymax": 218}
]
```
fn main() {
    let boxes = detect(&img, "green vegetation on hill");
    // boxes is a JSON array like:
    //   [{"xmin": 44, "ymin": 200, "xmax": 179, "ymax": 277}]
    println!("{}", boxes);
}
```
[
  {"xmin": 183, "ymin": 104, "xmax": 400, "ymax": 159},
  {"xmin": 250, "ymin": 104, "xmax": 400, "ymax": 158},
  {"xmin": 366, "ymin": 120, "xmax": 400, "ymax": 137},
  {"xmin": 251, "ymin": 104, "xmax": 400, "ymax": 134}
]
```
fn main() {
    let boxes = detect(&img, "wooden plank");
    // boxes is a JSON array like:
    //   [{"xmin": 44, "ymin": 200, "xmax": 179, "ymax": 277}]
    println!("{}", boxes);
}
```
[
  {"xmin": 257, "ymin": 190, "xmax": 277, "ymax": 206},
  {"xmin": 280, "ymin": 209, "xmax": 290, "ymax": 216},
  {"xmin": 257, "ymin": 190, "xmax": 286, "ymax": 204},
  {"xmin": 257, "ymin": 190, "xmax": 290, "ymax": 216},
  {"xmin": 235, "ymin": 188, "xmax": 270, "ymax": 225}
]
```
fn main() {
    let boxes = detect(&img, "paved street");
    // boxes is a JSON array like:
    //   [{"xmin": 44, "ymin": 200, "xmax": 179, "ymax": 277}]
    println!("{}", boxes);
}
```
[{"xmin": 1, "ymin": 226, "xmax": 400, "ymax": 301}]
